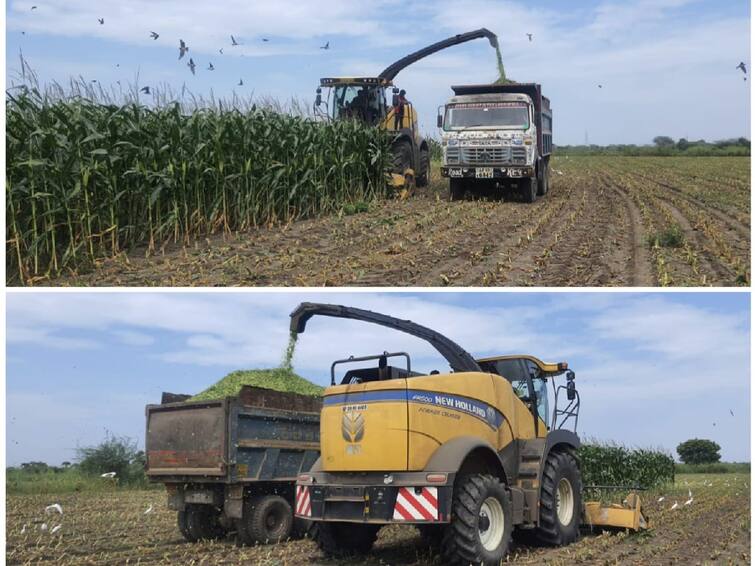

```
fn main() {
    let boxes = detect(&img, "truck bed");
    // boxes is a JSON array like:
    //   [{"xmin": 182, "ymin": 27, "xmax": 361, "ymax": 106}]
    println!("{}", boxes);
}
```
[{"xmin": 145, "ymin": 386, "xmax": 321, "ymax": 484}]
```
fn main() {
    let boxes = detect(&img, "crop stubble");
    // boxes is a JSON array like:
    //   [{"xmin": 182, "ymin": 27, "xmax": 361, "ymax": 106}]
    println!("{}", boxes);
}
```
[{"xmin": 46, "ymin": 156, "xmax": 750, "ymax": 287}]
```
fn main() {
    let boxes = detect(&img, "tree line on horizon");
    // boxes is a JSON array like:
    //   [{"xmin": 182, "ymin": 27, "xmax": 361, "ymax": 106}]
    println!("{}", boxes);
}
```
[{"xmin": 555, "ymin": 136, "xmax": 750, "ymax": 157}]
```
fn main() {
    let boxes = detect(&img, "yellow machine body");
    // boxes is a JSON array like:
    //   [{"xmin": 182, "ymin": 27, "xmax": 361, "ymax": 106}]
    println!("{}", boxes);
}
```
[{"xmin": 583, "ymin": 493, "xmax": 649, "ymax": 531}]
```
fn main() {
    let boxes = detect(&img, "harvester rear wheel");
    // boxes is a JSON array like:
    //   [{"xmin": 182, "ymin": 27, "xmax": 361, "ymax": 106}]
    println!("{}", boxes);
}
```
[
  {"xmin": 442, "ymin": 474, "xmax": 512, "ymax": 565},
  {"xmin": 313, "ymin": 521, "xmax": 380, "ymax": 557},
  {"xmin": 534, "ymin": 450, "xmax": 582, "ymax": 546}
]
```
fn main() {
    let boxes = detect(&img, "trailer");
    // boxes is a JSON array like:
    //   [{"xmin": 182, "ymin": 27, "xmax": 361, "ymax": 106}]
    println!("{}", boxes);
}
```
[
  {"xmin": 438, "ymin": 83, "xmax": 553, "ymax": 202},
  {"xmin": 145, "ymin": 386, "xmax": 321, "ymax": 544}
]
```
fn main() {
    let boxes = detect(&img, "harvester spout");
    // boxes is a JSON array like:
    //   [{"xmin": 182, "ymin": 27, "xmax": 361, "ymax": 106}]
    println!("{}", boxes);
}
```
[
  {"xmin": 378, "ymin": 28, "xmax": 499, "ymax": 81},
  {"xmin": 289, "ymin": 302, "xmax": 481, "ymax": 373}
]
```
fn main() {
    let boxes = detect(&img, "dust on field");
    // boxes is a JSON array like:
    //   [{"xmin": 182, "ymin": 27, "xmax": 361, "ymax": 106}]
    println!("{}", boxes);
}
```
[{"xmin": 44, "ymin": 156, "xmax": 750, "ymax": 288}]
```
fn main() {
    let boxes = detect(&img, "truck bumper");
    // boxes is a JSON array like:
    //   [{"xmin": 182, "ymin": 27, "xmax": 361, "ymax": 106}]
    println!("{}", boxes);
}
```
[
  {"xmin": 295, "ymin": 471, "xmax": 454, "ymax": 524},
  {"xmin": 440, "ymin": 166, "xmax": 534, "ymax": 179}
]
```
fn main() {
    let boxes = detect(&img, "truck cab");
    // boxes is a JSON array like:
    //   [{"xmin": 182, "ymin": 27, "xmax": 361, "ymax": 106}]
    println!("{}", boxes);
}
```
[{"xmin": 439, "ymin": 83, "xmax": 552, "ymax": 203}]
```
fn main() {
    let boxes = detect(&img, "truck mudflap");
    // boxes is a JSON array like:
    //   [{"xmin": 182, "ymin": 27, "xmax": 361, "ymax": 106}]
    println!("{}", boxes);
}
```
[
  {"xmin": 296, "ymin": 475, "xmax": 453, "ymax": 524},
  {"xmin": 441, "ymin": 166, "xmax": 534, "ymax": 179}
]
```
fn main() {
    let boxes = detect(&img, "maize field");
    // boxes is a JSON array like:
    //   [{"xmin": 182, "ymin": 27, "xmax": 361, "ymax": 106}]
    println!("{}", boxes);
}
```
[
  {"xmin": 6, "ymin": 473, "xmax": 749, "ymax": 565},
  {"xmin": 579, "ymin": 442, "xmax": 675, "ymax": 489},
  {"xmin": 47, "ymin": 154, "xmax": 750, "ymax": 288},
  {"xmin": 6, "ymin": 90, "xmax": 391, "ymax": 284}
]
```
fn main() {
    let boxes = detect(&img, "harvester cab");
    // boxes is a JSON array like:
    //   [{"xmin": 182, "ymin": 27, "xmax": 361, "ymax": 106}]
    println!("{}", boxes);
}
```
[
  {"xmin": 314, "ymin": 29, "xmax": 500, "ymax": 194},
  {"xmin": 291, "ymin": 302, "xmax": 648, "ymax": 564}
]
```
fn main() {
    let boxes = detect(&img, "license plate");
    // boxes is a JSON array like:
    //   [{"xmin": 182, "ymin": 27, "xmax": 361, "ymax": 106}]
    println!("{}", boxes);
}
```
[
  {"xmin": 448, "ymin": 168, "xmax": 463, "ymax": 177},
  {"xmin": 509, "ymin": 168, "xmax": 522, "ymax": 178},
  {"xmin": 476, "ymin": 168, "xmax": 494, "ymax": 179}
]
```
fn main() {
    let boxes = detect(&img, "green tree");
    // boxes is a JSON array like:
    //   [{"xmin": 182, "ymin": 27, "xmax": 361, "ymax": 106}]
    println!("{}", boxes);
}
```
[
  {"xmin": 676, "ymin": 138, "xmax": 689, "ymax": 151},
  {"xmin": 653, "ymin": 135, "xmax": 675, "ymax": 148},
  {"xmin": 676, "ymin": 438, "xmax": 721, "ymax": 464},
  {"xmin": 76, "ymin": 432, "xmax": 146, "ymax": 485}
]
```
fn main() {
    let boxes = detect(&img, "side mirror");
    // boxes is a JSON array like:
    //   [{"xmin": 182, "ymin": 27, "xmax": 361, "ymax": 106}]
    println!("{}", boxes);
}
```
[
  {"xmin": 437, "ymin": 114, "xmax": 443, "ymax": 128},
  {"xmin": 315, "ymin": 87, "xmax": 322, "ymax": 106},
  {"xmin": 567, "ymin": 380, "xmax": 576, "ymax": 401},
  {"xmin": 392, "ymin": 87, "xmax": 400, "ymax": 94}
]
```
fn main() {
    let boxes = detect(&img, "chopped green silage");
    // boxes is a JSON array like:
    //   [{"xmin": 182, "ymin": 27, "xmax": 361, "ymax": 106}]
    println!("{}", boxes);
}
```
[{"xmin": 190, "ymin": 368, "xmax": 323, "ymax": 401}]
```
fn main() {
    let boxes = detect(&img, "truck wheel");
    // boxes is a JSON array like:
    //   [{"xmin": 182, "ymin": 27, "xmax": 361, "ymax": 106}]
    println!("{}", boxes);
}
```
[
  {"xmin": 177, "ymin": 510, "xmax": 196, "ymax": 542},
  {"xmin": 520, "ymin": 177, "xmax": 537, "ymax": 203},
  {"xmin": 242, "ymin": 495, "xmax": 293, "ymax": 544},
  {"xmin": 537, "ymin": 161, "xmax": 550, "ymax": 196},
  {"xmin": 534, "ymin": 450, "xmax": 582, "ymax": 546},
  {"xmin": 313, "ymin": 521, "xmax": 380, "ymax": 557},
  {"xmin": 442, "ymin": 474, "xmax": 512, "ymax": 565},
  {"xmin": 182, "ymin": 504, "xmax": 225, "ymax": 542},
  {"xmin": 417, "ymin": 147, "xmax": 430, "ymax": 187}
]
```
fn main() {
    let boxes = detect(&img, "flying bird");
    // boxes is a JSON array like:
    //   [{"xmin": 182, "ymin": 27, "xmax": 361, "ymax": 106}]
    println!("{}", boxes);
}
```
[
  {"xmin": 31, "ymin": 5, "xmax": 37, "ymax": 9},
  {"xmin": 144, "ymin": 504, "xmax": 154, "ymax": 515},
  {"xmin": 45, "ymin": 504, "xmax": 63, "ymax": 515},
  {"xmin": 526, "ymin": 33, "xmax": 533, "ymax": 42},
  {"xmin": 730, "ymin": 409, "xmax": 735, "ymax": 416},
  {"xmin": 598, "ymin": 84, "xmax": 603, "ymax": 89},
  {"xmin": 207, "ymin": 62, "xmax": 215, "ymax": 71},
  {"xmin": 320, "ymin": 41, "xmax": 329, "ymax": 50},
  {"xmin": 51, "ymin": 525, "xmax": 62, "ymax": 534},
  {"xmin": 736, "ymin": 61, "xmax": 747, "ymax": 74},
  {"xmin": 261, "ymin": 38, "xmax": 269, "ymax": 42},
  {"xmin": 150, "ymin": 31, "xmax": 159, "ymax": 40},
  {"xmin": 178, "ymin": 39, "xmax": 188, "ymax": 59},
  {"xmin": 140, "ymin": 86, "xmax": 151, "ymax": 94},
  {"xmin": 219, "ymin": 48, "xmax": 224, "ymax": 54},
  {"xmin": 98, "ymin": 18, "xmax": 104, "ymax": 25},
  {"xmin": 187, "ymin": 58, "xmax": 196, "ymax": 75},
  {"xmin": 100, "ymin": 472, "xmax": 116, "ymax": 478},
  {"xmin": 238, "ymin": 78, "xmax": 243, "ymax": 86},
  {"xmin": 231, "ymin": 35, "xmax": 239, "ymax": 46}
]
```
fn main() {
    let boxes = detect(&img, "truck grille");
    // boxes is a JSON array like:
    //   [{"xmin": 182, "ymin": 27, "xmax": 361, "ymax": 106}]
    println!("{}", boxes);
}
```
[
  {"xmin": 445, "ymin": 147, "xmax": 460, "ymax": 164},
  {"xmin": 461, "ymin": 146, "xmax": 510, "ymax": 165},
  {"xmin": 512, "ymin": 147, "xmax": 527, "ymax": 164}
]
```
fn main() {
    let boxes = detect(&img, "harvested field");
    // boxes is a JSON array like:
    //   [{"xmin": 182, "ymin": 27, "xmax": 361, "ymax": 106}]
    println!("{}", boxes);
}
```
[
  {"xmin": 6, "ymin": 473, "xmax": 749, "ymax": 565},
  {"xmin": 41, "ymin": 156, "xmax": 750, "ymax": 287}
]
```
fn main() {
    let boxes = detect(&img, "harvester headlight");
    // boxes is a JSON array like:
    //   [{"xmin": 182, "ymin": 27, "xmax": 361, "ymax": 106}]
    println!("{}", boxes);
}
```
[{"xmin": 383, "ymin": 474, "xmax": 394, "ymax": 485}]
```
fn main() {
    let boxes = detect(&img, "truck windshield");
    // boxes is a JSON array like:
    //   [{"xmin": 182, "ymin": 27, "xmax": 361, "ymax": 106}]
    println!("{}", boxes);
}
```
[{"xmin": 444, "ymin": 102, "xmax": 529, "ymax": 130}]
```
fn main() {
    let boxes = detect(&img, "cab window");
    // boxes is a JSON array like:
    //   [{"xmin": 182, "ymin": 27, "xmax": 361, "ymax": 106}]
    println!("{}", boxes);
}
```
[{"xmin": 523, "ymin": 360, "xmax": 549, "ymax": 426}]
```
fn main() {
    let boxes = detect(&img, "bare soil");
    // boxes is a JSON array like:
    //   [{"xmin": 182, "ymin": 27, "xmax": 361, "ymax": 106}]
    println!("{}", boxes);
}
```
[{"xmin": 45, "ymin": 156, "xmax": 750, "ymax": 287}]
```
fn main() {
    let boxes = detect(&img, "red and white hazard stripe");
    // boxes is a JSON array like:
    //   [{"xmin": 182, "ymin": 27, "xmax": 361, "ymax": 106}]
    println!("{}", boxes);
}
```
[
  {"xmin": 295, "ymin": 485, "xmax": 311, "ymax": 517},
  {"xmin": 392, "ymin": 487, "xmax": 438, "ymax": 521}
]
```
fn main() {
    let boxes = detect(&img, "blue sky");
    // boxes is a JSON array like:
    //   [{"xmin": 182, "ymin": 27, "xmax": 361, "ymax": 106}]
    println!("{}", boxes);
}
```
[
  {"xmin": 5, "ymin": 0, "xmax": 750, "ymax": 144},
  {"xmin": 6, "ymin": 291, "xmax": 750, "ymax": 466}
]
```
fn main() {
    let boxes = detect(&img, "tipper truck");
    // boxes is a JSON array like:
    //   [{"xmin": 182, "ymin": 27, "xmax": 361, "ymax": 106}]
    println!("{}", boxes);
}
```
[
  {"xmin": 438, "ymin": 83, "xmax": 553, "ymax": 202},
  {"xmin": 292, "ymin": 303, "xmax": 647, "ymax": 565},
  {"xmin": 145, "ymin": 386, "xmax": 320, "ymax": 544}
]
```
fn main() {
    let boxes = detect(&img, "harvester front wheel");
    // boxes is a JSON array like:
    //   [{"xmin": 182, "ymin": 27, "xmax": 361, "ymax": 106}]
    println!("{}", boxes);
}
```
[
  {"xmin": 534, "ymin": 450, "xmax": 582, "ymax": 546},
  {"xmin": 442, "ymin": 474, "xmax": 512, "ymax": 565},
  {"xmin": 313, "ymin": 521, "xmax": 380, "ymax": 557},
  {"xmin": 417, "ymin": 147, "xmax": 430, "ymax": 187}
]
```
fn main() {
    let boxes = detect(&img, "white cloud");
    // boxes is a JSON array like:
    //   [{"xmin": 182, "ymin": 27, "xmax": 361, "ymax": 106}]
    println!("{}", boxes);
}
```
[{"xmin": 112, "ymin": 330, "xmax": 155, "ymax": 346}]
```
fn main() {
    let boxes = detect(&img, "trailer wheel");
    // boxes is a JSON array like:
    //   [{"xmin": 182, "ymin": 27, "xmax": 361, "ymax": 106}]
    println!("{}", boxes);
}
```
[
  {"xmin": 521, "ymin": 177, "xmax": 537, "ymax": 203},
  {"xmin": 313, "ymin": 521, "xmax": 380, "ymax": 557},
  {"xmin": 417, "ymin": 147, "xmax": 430, "ymax": 187},
  {"xmin": 442, "ymin": 474, "xmax": 512, "ymax": 565},
  {"xmin": 534, "ymin": 450, "xmax": 582, "ymax": 546},
  {"xmin": 180, "ymin": 505, "xmax": 225, "ymax": 542},
  {"xmin": 241, "ymin": 495, "xmax": 293, "ymax": 544},
  {"xmin": 537, "ymin": 160, "xmax": 550, "ymax": 196}
]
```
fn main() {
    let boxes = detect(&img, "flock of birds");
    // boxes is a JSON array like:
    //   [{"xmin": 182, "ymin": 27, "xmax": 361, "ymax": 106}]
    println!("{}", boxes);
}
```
[{"xmin": 24, "ymin": 5, "xmax": 332, "ymax": 94}]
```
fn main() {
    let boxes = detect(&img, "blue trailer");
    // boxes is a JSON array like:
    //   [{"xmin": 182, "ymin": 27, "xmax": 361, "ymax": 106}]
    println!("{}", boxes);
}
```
[{"xmin": 145, "ymin": 386, "xmax": 321, "ymax": 544}]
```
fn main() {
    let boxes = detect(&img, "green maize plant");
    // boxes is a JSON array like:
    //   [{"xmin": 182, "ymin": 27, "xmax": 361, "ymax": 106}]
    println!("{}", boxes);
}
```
[
  {"xmin": 6, "ymin": 89, "xmax": 392, "ymax": 284},
  {"xmin": 579, "ymin": 441, "xmax": 675, "ymax": 489}
]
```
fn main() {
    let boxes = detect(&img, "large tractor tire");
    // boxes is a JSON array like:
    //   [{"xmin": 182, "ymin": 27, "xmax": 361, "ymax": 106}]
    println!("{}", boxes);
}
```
[
  {"xmin": 237, "ymin": 495, "xmax": 293, "ymax": 545},
  {"xmin": 537, "ymin": 159, "xmax": 550, "ymax": 196},
  {"xmin": 533, "ymin": 450, "xmax": 582, "ymax": 546},
  {"xmin": 179, "ymin": 504, "xmax": 225, "ymax": 542},
  {"xmin": 313, "ymin": 521, "xmax": 380, "ymax": 557},
  {"xmin": 417, "ymin": 146, "xmax": 430, "ymax": 187},
  {"xmin": 442, "ymin": 474, "xmax": 512, "ymax": 566},
  {"xmin": 520, "ymin": 177, "xmax": 537, "ymax": 203}
]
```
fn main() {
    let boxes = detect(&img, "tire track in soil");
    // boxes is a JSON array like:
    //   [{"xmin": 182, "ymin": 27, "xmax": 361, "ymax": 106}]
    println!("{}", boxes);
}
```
[{"xmin": 610, "ymin": 184, "xmax": 655, "ymax": 286}]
